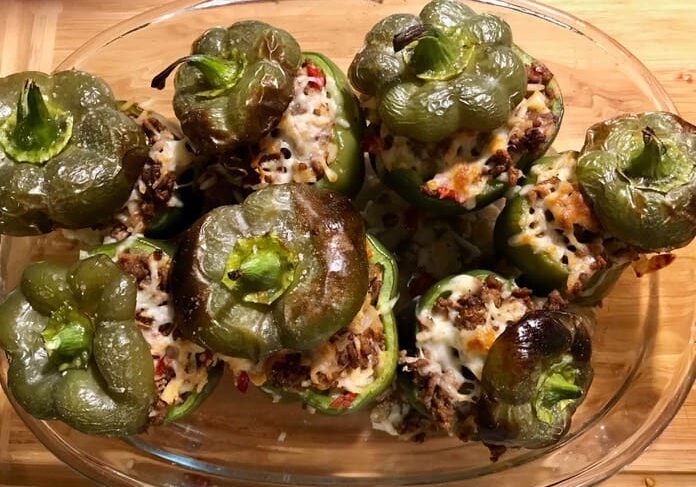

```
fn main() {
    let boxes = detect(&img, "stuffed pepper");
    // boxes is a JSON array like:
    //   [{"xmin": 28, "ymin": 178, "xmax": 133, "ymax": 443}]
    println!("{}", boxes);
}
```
[
  {"xmin": 91, "ymin": 237, "xmax": 221, "ymax": 424},
  {"xmin": 577, "ymin": 111, "xmax": 696, "ymax": 252},
  {"xmin": 152, "ymin": 21, "xmax": 301, "ymax": 155},
  {"xmin": 0, "ymin": 71, "xmax": 149, "ymax": 235},
  {"xmin": 223, "ymin": 234, "xmax": 398, "ymax": 414},
  {"xmin": 245, "ymin": 52, "xmax": 365, "ymax": 196},
  {"xmin": 350, "ymin": 0, "xmax": 563, "ymax": 213},
  {"xmin": 100, "ymin": 102, "xmax": 205, "ymax": 241},
  {"xmin": 495, "ymin": 151, "xmax": 633, "ymax": 302},
  {"xmin": 0, "ymin": 255, "xmax": 155, "ymax": 435},
  {"xmin": 476, "ymin": 310, "xmax": 593, "ymax": 450},
  {"xmin": 171, "ymin": 184, "xmax": 369, "ymax": 360}
]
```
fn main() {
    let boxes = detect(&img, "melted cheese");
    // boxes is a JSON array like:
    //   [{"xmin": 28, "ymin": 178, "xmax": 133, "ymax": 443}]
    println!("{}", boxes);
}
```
[
  {"xmin": 414, "ymin": 273, "xmax": 532, "ymax": 414},
  {"xmin": 512, "ymin": 152, "xmax": 604, "ymax": 292},
  {"xmin": 252, "ymin": 64, "xmax": 339, "ymax": 188},
  {"xmin": 378, "ymin": 84, "xmax": 552, "ymax": 209},
  {"xmin": 120, "ymin": 249, "xmax": 212, "ymax": 411}
]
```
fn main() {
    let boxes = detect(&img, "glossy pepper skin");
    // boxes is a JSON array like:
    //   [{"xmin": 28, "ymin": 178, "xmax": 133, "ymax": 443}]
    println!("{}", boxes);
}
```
[
  {"xmin": 304, "ymin": 52, "xmax": 365, "ymax": 197},
  {"xmin": 91, "ymin": 237, "xmax": 223, "ymax": 423},
  {"xmin": 262, "ymin": 235, "xmax": 399, "ymax": 414},
  {"xmin": 153, "ymin": 21, "xmax": 301, "ymax": 155},
  {"xmin": 0, "ymin": 255, "xmax": 155, "ymax": 436},
  {"xmin": 577, "ymin": 111, "xmax": 696, "ymax": 252},
  {"xmin": 362, "ymin": 34, "xmax": 563, "ymax": 214},
  {"xmin": 349, "ymin": 0, "xmax": 526, "ymax": 143},
  {"xmin": 399, "ymin": 270, "xmax": 515, "ymax": 426},
  {"xmin": 476, "ymin": 310, "xmax": 593, "ymax": 449},
  {"xmin": 0, "ymin": 71, "xmax": 148, "ymax": 235},
  {"xmin": 171, "ymin": 184, "xmax": 369, "ymax": 361},
  {"xmin": 495, "ymin": 152, "xmax": 628, "ymax": 303}
]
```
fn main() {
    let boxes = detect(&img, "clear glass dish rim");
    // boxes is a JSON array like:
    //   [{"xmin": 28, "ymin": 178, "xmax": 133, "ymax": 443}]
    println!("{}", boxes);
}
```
[{"xmin": 1, "ymin": 0, "xmax": 689, "ymax": 486}]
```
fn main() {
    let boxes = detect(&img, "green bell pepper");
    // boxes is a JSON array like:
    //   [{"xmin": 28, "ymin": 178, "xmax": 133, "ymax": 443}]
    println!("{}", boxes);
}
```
[
  {"xmin": 352, "ymin": 0, "xmax": 563, "ymax": 214},
  {"xmin": 260, "ymin": 234, "xmax": 398, "ymax": 414},
  {"xmin": 0, "ymin": 255, "xmax": 155, "ymax": 436},
  {"xmin": 171, "ymin": 184, "xmax": 369, "ymax": 360},
  {"xmin": 476, "ymin": 310, "xmax": 593, "ymax": 449},
  {"xmin": 152, "ymin": 21, "xmax": 301, "ymax": 155},
  {"xmin": 577, "ymin": 111, "xmax": 696, "ymax": 252},
  {"xmin": 0, "ymin": 71, "xmax": 149, "ymax": 235},
  {"xmin": 349, "ymin": 0, "xmax": 527, "ymax": 142},
  {"xmin": 91, "ymin": 237, "xmax": 222, "ymax": 423},
  {"xmin": 400, "ymin": 270, "xmax": 538, "ymax": 436},
  {"xmin": 495, "ymin": 151, "xmax": 629, "ymax": 303}
]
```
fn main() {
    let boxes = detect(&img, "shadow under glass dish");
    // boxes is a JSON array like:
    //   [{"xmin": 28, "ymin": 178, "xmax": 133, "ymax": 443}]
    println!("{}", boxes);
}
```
[{"xmin": 0, "ymin": 1, "xmax": 693, "ymax": 486}]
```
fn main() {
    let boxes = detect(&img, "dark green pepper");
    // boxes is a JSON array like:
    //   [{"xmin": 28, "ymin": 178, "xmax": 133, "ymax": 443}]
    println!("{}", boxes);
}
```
[
  {"xmin": 152, "ymin": 21, "xmax": 301, "ymax": 155},
  {"xmin": 260, "ymin": 234, "xmax": 398, "ymax": 414},
  {"xmin": 400, "ymin": 270, "xmax": 538, "ymax": 436},
  {"xmin": 0, "ymin": 255, "xmax": 155, "ymax": 436},
  {"xmin": 495, "ymin": 151, "xmax": 628, "ymax": 303},
  {"xmin": 91, "ymin": 237, "xmax": 222, "ymax": 424},
  {"xmin": 171, "ymin": 184, "xmax": 369, "ymax": 360},
  {"xmin": 353, "ymin": 0, "xmax": 563, "ymax": 214},
  {"xmin": 349, "ymin": 0, "xmax": 527, "ymax": 142},
  {"xmin": 476, "ymin": 310, "xmax": 593, "ymax": 449},
  {"xmin": 577, "ymin": 111, "xmax": 696, "ymax": 252},
  {"xmin": 0, "ymin": 71, "xmax": 148, "ymax": 235}
]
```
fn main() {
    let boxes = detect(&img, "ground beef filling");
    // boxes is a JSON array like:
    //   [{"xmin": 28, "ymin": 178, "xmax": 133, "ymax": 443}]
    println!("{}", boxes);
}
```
[
  {"xmin": 105, "ymin": 107, "xmax": 195, "ymax": 241},
  {"xmin": 399, "ymin": 275, "xmax": 562, "ymax": 438},
  {"xmin": 265, "ymin": 263, "xmax": 386, "ymax": 398},
  {"xmin": 250, "ymin": 59, "xmax": 339, "ymax": 189},
  {"xmin": 115, "ymin": 248, "xmax": 213, "ymax": 424}
]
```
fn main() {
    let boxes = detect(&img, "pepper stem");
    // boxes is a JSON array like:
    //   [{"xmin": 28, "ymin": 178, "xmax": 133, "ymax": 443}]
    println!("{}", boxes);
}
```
[
  {"xmin": 41, "ymin": 304, "xmax": 93, "ymax": 372},
  {"xmin": 626, "ymin": 126, "xmax": 668, "ymax": 179},
  {"xmin": 151, "ymin": 52, "xmax": 247, "ymax": 95},
  {"xmin": 0, "ymin": 79, "xmax": 73, "ymax": 164},
  {"xmin": 222, "ymin": 234, "xmax": 297, "ymax": 305},
  {"xmin": 393, "ymin": 24, "xmax": 469, "ymax": 81},
  {"xmin": 540, "ymin": 373, "xmax": 582, "ymax": 403}
]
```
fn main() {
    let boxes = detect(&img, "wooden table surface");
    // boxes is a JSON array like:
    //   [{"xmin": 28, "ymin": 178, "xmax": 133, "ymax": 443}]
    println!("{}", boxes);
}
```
[{"xmin": 0, "ymin": 0, "xmax": 693, "ymax": 486}]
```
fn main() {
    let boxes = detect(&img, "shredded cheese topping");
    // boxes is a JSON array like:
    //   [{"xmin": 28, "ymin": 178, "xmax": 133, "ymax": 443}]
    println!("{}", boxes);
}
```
[
  {"xmin": 252, "ymin": 61, "xmax": 340, "ymax": 188},
  {"xmin": 118, "ymin": 247, "xmax": 212, "ymax": 418},
  {"xmin": 512, "ymin": 152, "xmax": 606, "ymax": 293}
]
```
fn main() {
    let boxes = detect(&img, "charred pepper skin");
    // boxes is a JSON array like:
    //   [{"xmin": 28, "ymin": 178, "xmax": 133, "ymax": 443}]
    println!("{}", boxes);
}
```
[
  {"xmin": 494, "ymin": 152, "xmax": 628, "ymax": 303},
  {"xmin": 0, "ymin": 70, "xmax": 148, "ymax": 236},
  {"xmin": 90, "ymin": 237, "xmax": 222, "ymax": 423},
  {"xmin": 262, "ymin": 235, "xmax": 399, "ymax": 414},
  {"xmin": 349, "ymin": 0, "xmax": 527, "ymax": 143},
  {"xmin": 304, "ymin": 52, "xmax": 366, "ymax": 197},
  {"xmin": 476, "ymin": 310, "xmax": 593, "ymax": 449},
  {"xmin": 171, "ymin": 184, "xmax": 369, "ymax": 361},
  {"xmin": 353, "ymin": 0, "xmax": 563, "ymax": 215},
  {"xmin": 0, "ymin": 255, "xmax": 155, "ymax": 436},
  {"xmin": 154, "ymin": 21, "xmax": 301, "ymax": 155},
  {"xmin": 577, "ymin": 111, "xmax": 696, "ymax": 252}
]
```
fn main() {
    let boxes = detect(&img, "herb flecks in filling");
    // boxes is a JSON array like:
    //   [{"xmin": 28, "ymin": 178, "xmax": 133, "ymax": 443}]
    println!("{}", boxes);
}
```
[{"xmin": 251, "ymin": 60, "xmax": 341, "ymax": 188}]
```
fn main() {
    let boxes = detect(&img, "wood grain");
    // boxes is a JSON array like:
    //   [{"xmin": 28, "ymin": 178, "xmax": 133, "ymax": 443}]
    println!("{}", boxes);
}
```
[{"xmin": 0, "ymin": 0, "xmax": 693, "ymax": 485}]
